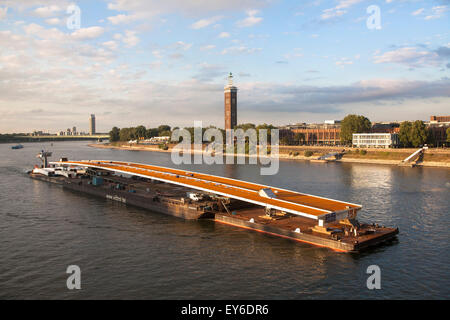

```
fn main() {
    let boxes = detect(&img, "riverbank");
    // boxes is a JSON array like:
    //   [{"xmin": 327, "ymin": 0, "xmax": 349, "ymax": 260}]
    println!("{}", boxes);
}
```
[{"xmin": 89, "ymin": 143, "xmax": 450, "ymax": 168}]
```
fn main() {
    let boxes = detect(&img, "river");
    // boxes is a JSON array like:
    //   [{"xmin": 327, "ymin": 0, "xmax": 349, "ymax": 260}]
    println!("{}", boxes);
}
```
[{"xmin": 0, "ymin": 141, "xmax": 449, "ymax": 299}]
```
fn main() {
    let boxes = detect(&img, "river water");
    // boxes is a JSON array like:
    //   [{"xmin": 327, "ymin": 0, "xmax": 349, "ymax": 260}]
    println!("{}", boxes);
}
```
[{"xmin": 0, "ymin": 141, "xmax": 449, "ymax": 299}]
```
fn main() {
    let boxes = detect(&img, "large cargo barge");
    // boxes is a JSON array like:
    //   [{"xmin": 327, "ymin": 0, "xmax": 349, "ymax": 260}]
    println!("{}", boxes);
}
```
[{"xmin": 28, "ymin": 153, "xmax": 398, "ymax": 253}]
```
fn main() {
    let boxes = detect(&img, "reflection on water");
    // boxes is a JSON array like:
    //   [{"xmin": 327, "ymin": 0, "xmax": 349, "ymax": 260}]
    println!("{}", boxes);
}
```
[
  {"xmin": 349, "ymin": 165, "xmax": 393, "ymax": 190},
  {"xmin": 0, "ymin": 141, "xmax": 449, "ymax": 299}
]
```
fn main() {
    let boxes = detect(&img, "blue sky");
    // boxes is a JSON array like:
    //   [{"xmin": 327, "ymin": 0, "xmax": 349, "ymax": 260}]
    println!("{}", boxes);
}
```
[{"xmin": 0, "ymin": 0, "xmax": 449, "ymax": 133}]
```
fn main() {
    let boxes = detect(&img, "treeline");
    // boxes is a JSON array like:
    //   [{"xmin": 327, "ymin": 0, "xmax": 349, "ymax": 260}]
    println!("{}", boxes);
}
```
[
  {"xmin": 109, "ymin": 123, "xmax": 278, "ymax": 143},
  {"xmin": 0, "ymin": 133, "xmax": 27, "ymax": 142},
  {"xmin": 109, "ymin": 125, "xmax": 172, "ymax": 142},
  {"xmin": 340, "ymin": 115, "xmax": 440, "ymax": 147}
]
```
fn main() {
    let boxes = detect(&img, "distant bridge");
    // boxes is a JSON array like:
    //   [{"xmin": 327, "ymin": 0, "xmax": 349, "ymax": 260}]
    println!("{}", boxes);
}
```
[{"xmin": 14, "ymin": 135, "xmax": 109, "ymax": 142}]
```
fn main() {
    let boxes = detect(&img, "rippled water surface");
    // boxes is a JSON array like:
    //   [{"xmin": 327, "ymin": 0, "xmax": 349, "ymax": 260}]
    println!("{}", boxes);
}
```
[{"xmin": 0, "ymin": 141, "xmax": 449, "ymax": 299}]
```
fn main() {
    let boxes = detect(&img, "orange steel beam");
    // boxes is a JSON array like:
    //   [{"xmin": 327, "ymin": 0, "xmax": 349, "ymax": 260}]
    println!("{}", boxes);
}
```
[{"xmin": 53, "ymin": 160, "xmax": 362, "ymax": 221}]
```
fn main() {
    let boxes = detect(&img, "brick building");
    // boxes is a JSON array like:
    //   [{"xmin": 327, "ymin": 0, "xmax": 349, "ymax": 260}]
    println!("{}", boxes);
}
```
[
  {"xmin": 280, "ymin": 123, "xmax": 341, "ymax": 145},
  {"xmin": 224, "ymin": 73, "xmax": 237, "ymax": 133}
]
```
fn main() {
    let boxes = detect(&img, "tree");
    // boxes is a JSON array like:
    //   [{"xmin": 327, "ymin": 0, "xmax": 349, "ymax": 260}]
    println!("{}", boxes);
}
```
[
  {"xmin": 446, "ymin": 127, "xmax": 450, "ymax": 143},
  {"xmin": 236, "ymin": 123, "xmax": 256, "ymax": 131},
  {"xmin": 399, "ymin": 121, "xmax": 429, "ymax": 147},
  {"xmin": 135, "ymin": 125, "xmax": 147, "ymax": 139},
  {"xmin": 256, "ymin": 123, "xmax": 276, "ymax": 144},
  {"xmin": 159, "ymin": 130, "xmax": 171, "ymax": 137},
  {"xmin": 294, "ymin": 132, "xmax": 305, "ymax": 145},
  {"xmin": 399, "ymin": 121, "xmax": 413, "ymax": 147},
  {"xmin": 119, "ymin": 127, "xmax": 135, "ymax": 141},
  {"xmin": 157, "ymin": 125, "xmax": 171, "ymax": 134},
  {"xmin": 109, "ymin": 127, "xmax": 120, "ymax": 142},
  {"xmin": 340, "ymin": 114, "xmax": 371, "ymax": 144},
  {"xmin": 410, "ymin": 120, "xmax": 428, "ymax": 147},
  {"xmin": 145, "ymin": 128, "xmax": 158, "ymax": 138},
  {"xmin": 280, "ymin": 136, "xmax": 291, "ymax": 145}
]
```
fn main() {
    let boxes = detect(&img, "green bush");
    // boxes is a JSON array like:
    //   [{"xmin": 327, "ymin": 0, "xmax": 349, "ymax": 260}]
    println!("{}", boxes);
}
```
[
  {"xmin": 158, "ymin": 143, "xmax": 169, "ymax": 150},
  {"xmin": 360, "ymin": 149, "xmax": 367, "ymax": 155},
  {"xmin": 293, "ymin": 152, "xmax": 299, "ymax": 156},
  {"xmin": 304, "ymin": 150, "xmax": 313, "ymax": 157}
]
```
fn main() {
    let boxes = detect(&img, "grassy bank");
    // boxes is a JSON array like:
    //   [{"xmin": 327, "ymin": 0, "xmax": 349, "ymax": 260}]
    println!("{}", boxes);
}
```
[{"xmin": 91, "ymin": 142, "xmax": 450, "ymax": 167}]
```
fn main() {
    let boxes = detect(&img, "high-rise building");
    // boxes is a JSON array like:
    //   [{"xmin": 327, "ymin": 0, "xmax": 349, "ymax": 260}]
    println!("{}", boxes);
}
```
[
  {"xmin": 224, "ymin": 72, "xmax": 237, "ymax": 133},
  {"xmin": 72, "ymin": 126, "xmax": 77, "ymax": 136},
  {"xmin": 89, "ymin": 114, "xmax": 96, "ymax": 135}
]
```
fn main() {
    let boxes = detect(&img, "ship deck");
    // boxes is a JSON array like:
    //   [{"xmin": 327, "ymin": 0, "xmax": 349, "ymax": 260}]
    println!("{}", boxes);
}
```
[{"xmin": 53, "ymin": 160, "xmax": 362, "ymax": 222}]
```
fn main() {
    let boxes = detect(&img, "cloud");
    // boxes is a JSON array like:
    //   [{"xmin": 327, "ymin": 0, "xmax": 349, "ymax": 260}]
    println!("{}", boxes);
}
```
[
  {"xmin": 200, "ymin": 44, "xmax": 216, "ymax": 51},
  {"xmin": 33, "ymin": 5, "xmax": 62, "ymax": 18},
  {"xmin": 191, "ymin": 16, "xmax": 223, "ymax": 29},
  {"xmin": 193, "ymin": 63, "xmax": 225, "ymax": 81},
  {"xmin": 45, "ymin": 17, "xmax": 61, "ymax": 25},
  {"xmin": 115, "ymin": 30, "xmax": 140, "ymax": 47},
  {"xmin": 172, "ymin": 41, "xmax": 192, "ymax": 51},
  {"xmin": 122, "ymin": 30, "xmax": 139, "ymax": 47},
  {"xmin": 221, "ymin": 46, "xmax": 262, "ymax": 55},
  {"xmin": 107, "ymin": 0, "xmax": 269, "ymax": 17},
  {"xmin": 71, "ymin": 26, "xmax": 105, "ymax": 40},
  {"xmin": 283, "ymin": 48, "xmax": 303, "ymax": 59},
  {"xmin": 424, "ymin": 5, "xmax": 448, "ymax": 20},
  {"xmin": 149, "ymin": 60, "xmax": 163, "ymax": 69},
  {"xmin": 236, "ymin": 9, "xmax": 263, "ymax": 27},
  {"xmin": 320, "ymin": 0, "xmax": 363, "ymax": 20},
  {"xmin": 335, "ymin": 58, "xmax": 353, "ymax": 66},
  {"xmin": 218, "ymin": 32, "xmax": 230, "ymax": 38},
  {"xmin": 411, "ymin": 8, "xmax": 424, "ymax": 16},
  {"xmin": 373, "ymin": 47, "xmax": 447, "ymax": 68},
  {"xmin": 0, "ymin": 7, "xmax": 8, "ymax": 20},
  {"xmin": 107, "ymin": 14, "xmax": 141, "ymax": 25},
  {"xmin": 240, "ymin": 78, "xmax": 450, "ymax": 113},
  {"xmin": 102, "ymin": 40, "xmax": 119, "ymax": 51}
]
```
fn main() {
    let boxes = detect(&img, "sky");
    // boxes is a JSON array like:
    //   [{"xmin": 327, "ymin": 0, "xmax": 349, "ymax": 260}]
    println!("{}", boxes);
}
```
[{"xmin": 0, "ymin": 0, "xmax": 449, "ymax": 133}]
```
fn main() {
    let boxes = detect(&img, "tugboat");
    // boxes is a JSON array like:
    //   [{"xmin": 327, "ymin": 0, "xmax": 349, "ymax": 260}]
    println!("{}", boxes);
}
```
[{"xmin": 11, "ymin": 144, "xmax": 24, "ymax": 150}]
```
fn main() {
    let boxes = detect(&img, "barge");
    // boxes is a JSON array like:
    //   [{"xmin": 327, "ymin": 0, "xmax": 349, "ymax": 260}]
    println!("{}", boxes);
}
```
[{"xmin": 28, "ymin": 153, "xmax": 398, "ymax": 253}]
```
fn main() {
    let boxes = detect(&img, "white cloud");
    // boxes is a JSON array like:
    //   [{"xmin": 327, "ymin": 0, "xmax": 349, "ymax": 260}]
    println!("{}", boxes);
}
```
[
  {"xmin": 335, "ymin": 58, "xmax": 353, "ymax": 66},
  {"xmin": 107, "ymin": 0, "xmax": 269, "ymax": 17},
  {"xmin": 152, "ymin": 50, "xmax": 163, "ymax": 58},
  {"xmin": 102, "ymin": 40, "xmax": 119, "ymax": 51},
  {"xmin": 33, "ymin": 5, "xmax": 62, "ymax": 18},
  {"xmin": 149, "ymin": 60, "xmax": 163, "ymax": 69},
  {"xmin": 411, "ymin": 8, "xmax": 424, "ymax": 16},
  {"xmin": 284, "ymin": 48, "xmax": 303, "ymax": 59},
  {"xmin": 191, "ymin": 16, "xmax": 222, "ymax": 29},
  {"xmin": 221, "ymin": 46, "xmax": 262, "ymax": 55},
  {"xmin": 424, "ymin": 5, "xmax": 448, "ymax": 20},
  {"xmin": 107, "ymin": 14, "xmax": 141, "ymax": 25},
  {"xmin": 122, "ymin": 30, "xmax": 139, "ymax": 47},
  {"xmin": 373, "ymin": 47, "xmax": 441, "ymax": 68},
  {"xmin": 71, "ymin": 26, "xmax": 105, "ymax": 40},
  {"xmin": 173, "ymin": 41, "xmax": 192, "ymax": 51},
  {"xmin": 45, "ymin": 17, "xmax": 61, "ymax": 25},
  {"xmin": 236, "ymin": 9, "xmax": 263, "ymax": 27},
  {"xmin": 200, "ymin": 44, "xmax": 216, "ymax": 51},
  {"xmin": 0, "ymin": 7, "xmax": 8, "ymax": 20},
  {"xmin": 218, "ymin": 32, "xmax": 230, "ymax": 38},
  {"xmin": 320, "ymin": 0, "xmax": 362, "ymax": 20}
]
